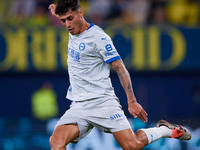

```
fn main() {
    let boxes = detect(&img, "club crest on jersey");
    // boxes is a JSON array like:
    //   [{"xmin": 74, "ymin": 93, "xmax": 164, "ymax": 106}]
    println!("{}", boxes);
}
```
[{"xmin": 79, "ymin": 43, "xmax": 85, "ymax": 51}]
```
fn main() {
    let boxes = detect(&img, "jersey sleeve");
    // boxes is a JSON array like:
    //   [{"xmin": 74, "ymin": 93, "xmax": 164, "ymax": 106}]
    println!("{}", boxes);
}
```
[{"xmin": 95, "ymin": 33, "xmax": 121, "ymax": 64}]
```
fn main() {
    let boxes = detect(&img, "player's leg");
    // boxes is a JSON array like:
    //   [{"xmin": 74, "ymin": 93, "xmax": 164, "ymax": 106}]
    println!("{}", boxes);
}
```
[
  {"xmin": 113, "ymin": 127, "xmax": 174, "ymax": 150},
  {"xmin": 50, "ymin": 124, "xmax": 79, "ymax": 150},
  {"xmin": 140, "ymin": 120, "xmax": 191, "ymax": 145},
  {"xmin": 113, "ymin": 128, "xmax": 148, "ymax": 150},
  {"xmin": 113, "ymin": 120, "xmax": 191, "ymax": 150},
  {"xmin": 49, "ymin": 100, "xmax": 95, "ymax": 150}
]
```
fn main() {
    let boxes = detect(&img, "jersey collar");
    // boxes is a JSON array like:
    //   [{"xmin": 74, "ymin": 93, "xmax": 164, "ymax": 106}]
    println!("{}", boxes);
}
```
[{"xmin": 87, "ymin": 23, "xmax": 94, "ymax": 30}]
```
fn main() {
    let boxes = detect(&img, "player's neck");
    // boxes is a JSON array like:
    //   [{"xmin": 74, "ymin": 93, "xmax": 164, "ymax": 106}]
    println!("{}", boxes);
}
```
[{"xmin": 79, "ymin": 19, "xmax": 90, "ymax": 34}]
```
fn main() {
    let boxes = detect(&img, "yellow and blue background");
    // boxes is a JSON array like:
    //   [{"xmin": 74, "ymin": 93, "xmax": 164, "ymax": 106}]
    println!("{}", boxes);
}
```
[{"xmin": 0, "ymin": 0, "xmax": 200, "ymax": 149}]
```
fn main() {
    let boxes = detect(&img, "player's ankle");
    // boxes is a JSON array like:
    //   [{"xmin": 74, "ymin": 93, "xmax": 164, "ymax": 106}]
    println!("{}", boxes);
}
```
[{"xmin": 159, "ymin": 126, "xmax": 172, "ymax": 137}]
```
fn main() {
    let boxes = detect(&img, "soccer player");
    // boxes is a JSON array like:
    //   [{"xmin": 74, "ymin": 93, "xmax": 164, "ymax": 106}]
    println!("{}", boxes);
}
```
[{"xmin": 48, "ymin": 0, "xmax": 191, "ymax": 150}]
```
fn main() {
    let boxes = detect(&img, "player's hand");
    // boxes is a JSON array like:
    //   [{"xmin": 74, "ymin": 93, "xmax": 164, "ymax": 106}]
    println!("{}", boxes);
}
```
[
  {"xmin": 48, "ymin": 4, "xmax": 60, "ymax": 19},
  {"xmin": 128, "ymin": 101, "xmax": 148, "ymax": 122}
]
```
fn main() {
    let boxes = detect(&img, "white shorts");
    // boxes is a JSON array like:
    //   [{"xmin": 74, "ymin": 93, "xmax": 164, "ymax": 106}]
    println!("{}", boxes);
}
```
[{"xmin": 55, "ymin": 96, "xmax": 131, "ymax": 143}]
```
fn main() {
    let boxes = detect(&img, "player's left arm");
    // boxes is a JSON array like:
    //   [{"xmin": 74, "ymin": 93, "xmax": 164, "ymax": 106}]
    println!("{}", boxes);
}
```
[{"xmin": 110, "ymin": 59, "xmax": 148, "ymax": 122}]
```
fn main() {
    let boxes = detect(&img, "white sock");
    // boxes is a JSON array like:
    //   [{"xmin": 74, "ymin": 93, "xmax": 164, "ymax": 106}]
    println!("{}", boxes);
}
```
[
  {"xmin": 140, "ymin": 126, "xmax": 172, "ymax": 144},
  {"xmin": 159, "ymin": 126, "xmax": 173, "ymax": 137}
]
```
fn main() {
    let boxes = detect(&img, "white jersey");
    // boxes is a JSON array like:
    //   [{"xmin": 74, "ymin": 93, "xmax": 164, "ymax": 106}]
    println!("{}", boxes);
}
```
[{"xmin": 66, "ymin": 24, "xmax": 121, "ymax": 101}]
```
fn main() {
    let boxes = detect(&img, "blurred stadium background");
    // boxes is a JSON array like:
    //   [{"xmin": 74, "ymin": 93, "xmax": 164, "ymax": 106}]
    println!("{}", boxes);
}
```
[{"xmin": 0, "ymin": 0, "xmax": 200, "ymax": 149}]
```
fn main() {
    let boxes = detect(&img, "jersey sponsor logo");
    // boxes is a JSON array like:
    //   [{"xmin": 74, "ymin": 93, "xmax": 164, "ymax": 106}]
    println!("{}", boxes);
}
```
[
  {"xmin": 79, "ymin": 43, "xmax": 85, "ymax": 51},
  {"xmin": 105, "ymin": 51, "xmax": 117, "ymax": 57},
  {"xmin": 110, "ymin": 113, "xmax": 124, "ymax": 120},
  {"xmin": 105, "ymin": 44, "xmax": 113, "ymax": 51},
  {"xmin": 68, "ymin": 48, "xmax": 80, "ymax": 62}
]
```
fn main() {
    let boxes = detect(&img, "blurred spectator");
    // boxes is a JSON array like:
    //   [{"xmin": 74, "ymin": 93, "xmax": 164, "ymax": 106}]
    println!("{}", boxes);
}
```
[
  {"xmin": 105, "ymin": 0, "xmax": 127, "ymax": 27},
  {"xmin": 166, "ymin": 0, "xmax": 199, "ymax": 26},
  {"xmin": 8, "ymin": 0, "xmax": 36, "ymax": 18},
  {"xmin": 148, "ymin": 0, "xmax": 167, "ymax": 25},
  {"xmin": 125, "ymin": 0, "xmax": 150, "ymax": 25},
  {"xmin": 79, "ymin": 0, "xmax": 90, "ymax": 18},
  {"xmin": 108, "ymin": 0, "xmax": 124, "ymax": 19},
  {"xmin": 5, "ymin": 0, "xmax": 36, "ymax": 26},
  {"xmin": 25, "ymin": 3, "xmax": 50, "ymax": 27},
  {"xmin": 151, "ymin": 6, "xmax": 166, "ymax": 25},
  {"xmin": 107, "ymin": 0, "xmax": 150, "ymax": 26},
  {"xmin": 6, "ymin": 8, "xmax": 26, "ymax": 26},
  {"xmin": 5, "ymin": 0, "xmax": 52, "ymax": 27},
  {"xmin": 1, "ymin": 0, "xmax": 200, "ymax": 28},
  {"xmin": 31, "ymin": 82, "xmax": 59, "ymax": 121},
  {"xmin": 37, "ymin": 0, "xmax": 53, "ymax": 11},
  {"xmin": 88, "ymin": 0, "xmax": 111, "ymax": 28}
]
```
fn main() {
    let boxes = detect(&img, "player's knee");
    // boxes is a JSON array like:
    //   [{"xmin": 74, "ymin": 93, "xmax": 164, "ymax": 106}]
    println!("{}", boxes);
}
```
[
  {"xmin": 123, "ymin": 141, "xmax": 144, "ymax": 150},
  {"xmin": 49, "ymin": 135, "xmax": 66, "ymax": 149},
  {"xmin": 134, "ymin": 142, "xmax": 144, "ymax": 150}
]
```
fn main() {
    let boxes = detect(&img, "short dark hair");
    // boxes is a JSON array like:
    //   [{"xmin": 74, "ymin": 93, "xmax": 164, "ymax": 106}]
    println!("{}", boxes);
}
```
[{"xmin": 55, "ymin": 0, "xmax": 81, "ymax": 16}]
